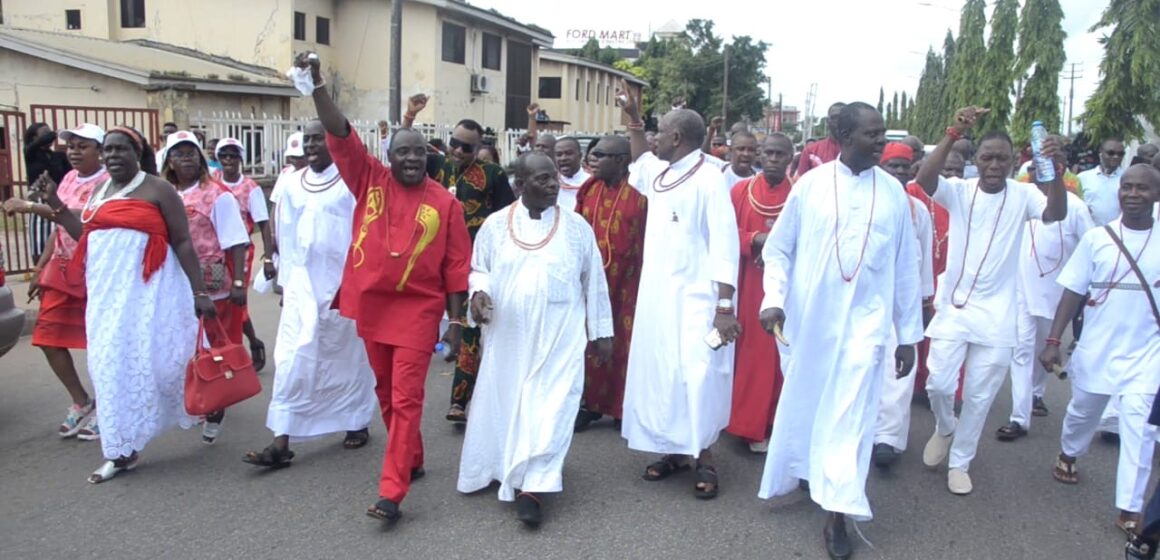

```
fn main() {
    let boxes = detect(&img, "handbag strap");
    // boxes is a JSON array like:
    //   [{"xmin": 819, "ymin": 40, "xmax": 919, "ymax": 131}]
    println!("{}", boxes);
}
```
[
  {"xmin": 195, "ymin": 314, "xmax": 233, "ymax": 353},
  {"xmin": 1104, "ymin": 225, "xmax": 1160, "ymax": 330}
]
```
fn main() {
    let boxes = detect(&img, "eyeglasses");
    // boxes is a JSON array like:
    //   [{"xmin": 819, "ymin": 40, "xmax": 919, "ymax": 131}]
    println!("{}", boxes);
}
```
[
  {"xmin": 1104, "ymin": 151, "xmax": 1125, "ymax": 157},
  {"xmin": 217, "ymin": 152, "xmax": 241, "ymax": 160},
  {"xmin": 449, "ymin": 137, "xmax": 475, "ymax": 153},
  {"xmin": 590, "ymin": 150, "xmax": 628, "ymax": 159}
]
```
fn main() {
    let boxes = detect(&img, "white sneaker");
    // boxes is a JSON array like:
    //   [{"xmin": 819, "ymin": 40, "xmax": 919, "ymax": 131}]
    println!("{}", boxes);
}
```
[
  {"xmin": 948, "ymin": 468, "xmax": 973, "ymax": 495},
  {"xmin": 923, "ymin": 432, "xmax": 954, "ymax": 467},
  {"xmin": 749, "ymin": 440, "xmax": 769, "ymax": 453},
  {"xmin": 202, "ymin": 421, "xmax": 223, "ymax": 445}
]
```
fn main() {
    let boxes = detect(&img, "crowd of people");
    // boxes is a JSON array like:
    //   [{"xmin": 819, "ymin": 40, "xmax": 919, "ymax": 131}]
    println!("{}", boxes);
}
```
[{"xmin": 4, "ymin": 49, "xmax": 1160, "ymax": 560}]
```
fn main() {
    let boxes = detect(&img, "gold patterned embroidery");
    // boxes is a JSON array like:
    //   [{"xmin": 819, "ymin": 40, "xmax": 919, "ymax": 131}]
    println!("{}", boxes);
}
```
[
  {"xmin": 397, "ymin": 203, "xmax": 440, "ymax": 291},
  {"xmin": 352, "ymin": 186, "xmax": 385, "ymax": 268}
]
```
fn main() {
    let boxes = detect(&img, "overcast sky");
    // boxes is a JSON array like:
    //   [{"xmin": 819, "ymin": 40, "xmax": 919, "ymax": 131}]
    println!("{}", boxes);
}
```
[{"xmin": 477, "ymin": 0, "xmax": 1107, "ymax": 130}]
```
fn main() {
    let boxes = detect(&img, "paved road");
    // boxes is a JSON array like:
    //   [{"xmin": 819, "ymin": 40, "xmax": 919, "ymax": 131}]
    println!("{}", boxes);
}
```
[{"xmin": 0, "ymin": 287, "xmax": 1141, "ymax": 559}]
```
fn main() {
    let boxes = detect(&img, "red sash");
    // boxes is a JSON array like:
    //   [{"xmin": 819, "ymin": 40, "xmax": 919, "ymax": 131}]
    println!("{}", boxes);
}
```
[{"xmin": 70, "ymin": 199, "xmax": 171, "ymax": 284}]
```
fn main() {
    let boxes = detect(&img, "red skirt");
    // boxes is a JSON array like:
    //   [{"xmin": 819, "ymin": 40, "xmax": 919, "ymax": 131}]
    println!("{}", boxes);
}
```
[
  {"xmin": 31, "ymin": 287, "xmax": 87, "ymax": 349},
  {"xmin": 212, "ymin": 299, "xmax": 244, "ymax": 346}
]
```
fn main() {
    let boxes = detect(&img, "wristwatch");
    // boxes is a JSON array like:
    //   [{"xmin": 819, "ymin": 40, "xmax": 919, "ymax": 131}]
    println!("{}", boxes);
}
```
[
  {"xmin": 716, "ymin": 298, "xmax": 734, "ymax": 311},
  {"xmin": 233, "ymin": 279, "xmax": 245, "ymax": 289}
]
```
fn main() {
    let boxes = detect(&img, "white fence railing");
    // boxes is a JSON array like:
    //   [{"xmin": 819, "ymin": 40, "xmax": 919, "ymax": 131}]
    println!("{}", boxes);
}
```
[{"xmin": 192, "ymin": 112, "xmax": 604, "ymax": 179}]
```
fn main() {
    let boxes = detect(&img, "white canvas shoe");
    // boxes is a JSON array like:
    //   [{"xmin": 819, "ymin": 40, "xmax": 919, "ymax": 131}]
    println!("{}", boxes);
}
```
[
  {"xmin": 923, "ymin": 432, "xmax": 954, "ymax": 467},
  {"xmin": 948, "ymin": 468, "xmax": 973, "ymax": 495}
]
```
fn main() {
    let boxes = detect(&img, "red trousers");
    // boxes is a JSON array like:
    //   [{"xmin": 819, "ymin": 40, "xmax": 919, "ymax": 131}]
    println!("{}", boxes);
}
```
[
  {"xmin": 211, "ymin": 299, "xmax": 244, "ymax": 345},
  {"xmin": 364, "ymin": 342, "xmax": 427, "ymax": 504}
]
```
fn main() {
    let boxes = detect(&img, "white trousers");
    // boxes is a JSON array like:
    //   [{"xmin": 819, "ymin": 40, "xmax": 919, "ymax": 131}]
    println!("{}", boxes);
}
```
[
  {"xmin": 1008, "ymin": 312, "xmax": 1052, "ymax": 428},
  {"xmin": 1060, "ymin": 388, "xmax": 1157, "ymax": 513},
  {"xmin": 927, "ymin": 338, "xmax": 1013, "ymax": 471},
  {"xmin": 875, "ymin": 333, "xmax": 916, "ymax": 451}
]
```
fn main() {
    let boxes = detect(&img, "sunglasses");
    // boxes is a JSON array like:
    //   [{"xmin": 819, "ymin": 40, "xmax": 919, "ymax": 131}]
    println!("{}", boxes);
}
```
[
  {"xmin": 590, "ymin": 150, "xmax": 628, "ymax": 159},
  {"xmin": 449, "ymin": 137, "xmax": 475, "ymax": 154},
  {"xmin": 1104, "ymin": 151, "xmax": 1125, "ymax": 157}
]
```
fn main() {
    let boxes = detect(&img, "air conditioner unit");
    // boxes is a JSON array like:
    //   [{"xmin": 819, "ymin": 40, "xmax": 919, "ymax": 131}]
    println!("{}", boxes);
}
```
[{"xmin": 470, "ymin": 74, "xmax": 490, "ymax": 94}]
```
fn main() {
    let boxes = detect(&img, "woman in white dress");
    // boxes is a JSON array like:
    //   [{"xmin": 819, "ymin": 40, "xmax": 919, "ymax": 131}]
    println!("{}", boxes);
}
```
[{"xmin": 42, "ymin": 126, "xmax": 216, "ymax": 484}]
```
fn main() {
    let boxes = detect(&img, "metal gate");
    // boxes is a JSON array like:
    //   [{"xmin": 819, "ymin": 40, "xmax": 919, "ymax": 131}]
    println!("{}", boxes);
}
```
[
  {"xmin": 0, "ymin": 111, "xmax": 30, "ymax": 275},
  {"xmin": 31, "ymin": 105, "xmax": 161, "ymax": 149}
]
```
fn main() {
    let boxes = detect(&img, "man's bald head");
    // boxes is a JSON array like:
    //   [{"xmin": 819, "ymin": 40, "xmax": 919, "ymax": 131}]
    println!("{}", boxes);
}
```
[
  {"xmin": 655, "ymin": 109, "xmax": 706, "ymax": 161},
  {"xmin": 942, "ymin": 151, "xmax": 966, "ymax": 179},
  {"xmin": 902, "ymin": 136, "xmax": 925, "ymax": 161},
  {"xmin": 1120, "ymin": 163, "xmax": 1160, "ymax": 218},
  {"xmin": 1133, "ymin": 143, "xmax": 1159, "ymax": 166},
  {"xmin": 952, "ymin": 138, "xmax": 972, "ymax": 158},
  {"xmin": 534, "ymin": 133, "xmax": 557, "ymax": 154}
]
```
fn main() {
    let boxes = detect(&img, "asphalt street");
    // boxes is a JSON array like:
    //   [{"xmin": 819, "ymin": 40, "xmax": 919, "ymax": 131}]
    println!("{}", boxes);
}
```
[{"xmin": 0, "ymin": 285, "xmax": 1141, "ymax": 560}]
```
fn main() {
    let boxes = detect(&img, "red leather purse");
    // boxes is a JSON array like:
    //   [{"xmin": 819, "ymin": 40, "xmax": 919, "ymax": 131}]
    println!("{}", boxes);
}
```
[{"xmin": 184, "ymin": 317, "xmax": 260, "ymax": 415}]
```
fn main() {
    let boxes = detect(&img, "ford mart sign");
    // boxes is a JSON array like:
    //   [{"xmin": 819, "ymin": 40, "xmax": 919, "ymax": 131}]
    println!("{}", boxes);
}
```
[{"xmin": 558, "ymin": 28, "xmax": 643, "ymax": 49}]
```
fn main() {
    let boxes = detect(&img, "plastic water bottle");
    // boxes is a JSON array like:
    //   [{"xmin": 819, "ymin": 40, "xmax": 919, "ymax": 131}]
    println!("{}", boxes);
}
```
[
  {"xmin": 435, "ymin": 342, "xmax": 453, "ymax": 359},
  {"xmin": 1030, "ymin": 121, "xmax": 1055, "ymax": 183}
]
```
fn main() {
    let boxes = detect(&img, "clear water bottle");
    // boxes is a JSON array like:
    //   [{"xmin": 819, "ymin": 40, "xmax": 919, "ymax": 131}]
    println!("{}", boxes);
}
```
[
  {"xmin": 435, "ymin": 342, "xmax": 453, "ymax": 359},
  {"xmin": 1030, "ymin": 121, "xmax": 1055, "ymax": 183}
]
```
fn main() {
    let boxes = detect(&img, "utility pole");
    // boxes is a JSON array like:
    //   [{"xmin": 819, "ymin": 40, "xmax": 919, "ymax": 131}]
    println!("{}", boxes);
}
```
[
  {"xmin": 1061, "ymin": 63, "xmax": 1083, "ymax": 136},
  {"xmin": 389, "ymin": 0, "xmax": 403, "ymax": 123},
  {"xmin": 778, "ymin": 93, "xmax": 784, "ymax": 133},
  {"xmin": 721, "ymin": 46, "xmax": 729, "ymax": 124}
]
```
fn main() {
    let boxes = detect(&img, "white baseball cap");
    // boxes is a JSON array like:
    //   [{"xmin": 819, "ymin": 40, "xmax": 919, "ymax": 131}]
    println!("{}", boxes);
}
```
[
  {"xmin": 160, "ymin": 130, "xmax": 204, "ymax": 164},
  {"xmin": 215, "ymin": 137, "xmax": 246, "ymax": 159},
  {"xmin": 58, "ymin": 123, "xmax": 106, "ymax": 145},
  {"xmin": 285, "ymin": 132, "xmax": 305, "ymax": 158}
]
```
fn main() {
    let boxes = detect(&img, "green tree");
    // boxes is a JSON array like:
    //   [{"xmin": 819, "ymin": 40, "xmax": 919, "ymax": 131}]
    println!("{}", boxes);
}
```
[
  {"xmin": 900, "ymin": 91, "xmax": 909, "ymax": 126},
  {"xmin": 1011, "ymin": 0, "xmax": 1066, "ymax": 145},
  {"xmin": 574, "ymin": 38, "xmax": 621, "ymax": 66},
  {"xmin": 976, "ymin": 0, "xmax": 1019, "ymax": 133},
  {"xmin": 1078, "ymin": 0, "xmax": 1160, "ymax": 143},
  {"xmin": 891, "ymin": 91, "xmax": 900, "ymax": 127},
  {"xmin": 877, "ymin": 87, "xmax": 885, "ymax": 114},
  {"xmin": 937, "ymin": 30, "xmax": 957, "ymax": 132},
  {"xmin": 910, "ymin": 48, "xmax": 948, "ymax": 142},
  {"xmin": 947, "ymin": 0, "xmax": 987, "ymax": 111}
]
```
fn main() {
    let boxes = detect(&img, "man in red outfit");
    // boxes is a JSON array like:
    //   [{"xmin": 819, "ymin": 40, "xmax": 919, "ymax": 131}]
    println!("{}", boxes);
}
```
[
  {"xmin": 726, "ymin": 133, "xmax": 795, "ymax": 452},
  {"xmin": 794, "ymin": 102, "xmax": 845, "ymax": 178},
  {"xmin": 573, "ymin": 135, "xmax": 648, "ymax": 430},
  {"xmin": 299, "ymin": 53, "xmax": 471, "ymax": 523}
]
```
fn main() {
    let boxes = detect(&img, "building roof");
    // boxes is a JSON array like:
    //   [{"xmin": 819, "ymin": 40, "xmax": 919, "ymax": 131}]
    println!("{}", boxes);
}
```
[
  {"xmin": 0, "ymin": 27, "xmax": 298, "ymax": 97},
  {"xmin": 413, "ymin": 0, "xmax": 554, "ymax": 47},
  {"xmin": 654, "ymin": 20, "xmax": 685, "ymax": 35},
  {"xmin": 540, "ymin": 50, "xmax": 648, "ymax": 87}
]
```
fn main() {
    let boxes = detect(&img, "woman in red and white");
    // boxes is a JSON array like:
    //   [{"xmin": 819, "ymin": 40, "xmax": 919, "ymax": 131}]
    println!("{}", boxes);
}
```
[
  {"xmin": 161, "ymin": 130, "xmax": 251, "ymax": 444},
  {"xmin": 39, "ymin": 126, "xmax": 212, "ymax": 483},
  {"xmin": 215, "ymin": 137, "xmax": 273, "ymax": 370},
  {"xmin": 1, "ymin": 123, "xmax": 108, "ymax": 440}
]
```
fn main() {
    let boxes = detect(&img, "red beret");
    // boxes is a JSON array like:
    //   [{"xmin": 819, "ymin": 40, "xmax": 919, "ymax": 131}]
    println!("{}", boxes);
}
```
[{"xmin": 880, "ymin": 142, "xmax": 914, "ymax": 164}]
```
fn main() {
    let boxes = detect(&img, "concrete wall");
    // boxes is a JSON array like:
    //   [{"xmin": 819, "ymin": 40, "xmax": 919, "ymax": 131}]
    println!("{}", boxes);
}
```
[
  {"xmin": 0, "ymin": 49, "xmax": 144, "ymax": 113},
  {"xmin": 4, "ymin": 0, "xmax": 113, "ymax": 38}
]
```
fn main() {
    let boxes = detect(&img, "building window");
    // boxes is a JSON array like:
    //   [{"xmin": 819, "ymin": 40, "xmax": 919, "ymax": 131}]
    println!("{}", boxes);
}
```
[
  {"xmin": 65, "ymin": 9, "xmax": 81, "ymax": 30},
  {"xmin": 538, "ymin": 77, "xmax": 562, "ymax": 99},
  {"xmin": 481, "ymin": 33, "xmax": 502, "ymax": 71},
  {"xmin": 120, "ymin": 0, "xmax": 145, "ymax": 28},
  {"xmin": 293, "ymin": 12, "xmax": 306, "ymax": 40},
  {"xmin": 316, "ymin": 16, "xmax": 330, "ymax": 45},
  {"xmin": 574, "ymin": 79, "xmax": 580, "ymax": 100},
  {"xmin": 607, "ymin": 84, "xmax": 612, "ymax": 105},
  {"xmin": 586, "ymin": 81, "xmax": 591, "ymax": 102},
  {"xmin": 442, "ymin": 22, "xmax": 466, "ymax": 64}
]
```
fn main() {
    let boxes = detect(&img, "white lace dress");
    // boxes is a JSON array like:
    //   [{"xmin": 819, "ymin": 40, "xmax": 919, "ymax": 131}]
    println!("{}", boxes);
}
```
[{"xmin": 86, "ymin": 228, "xmax": 199, "ymax": 459}]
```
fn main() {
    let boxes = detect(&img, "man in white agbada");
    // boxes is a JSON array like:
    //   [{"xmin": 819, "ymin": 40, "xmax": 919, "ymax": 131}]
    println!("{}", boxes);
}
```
[
  {"xmin": 1042, "ymin": 164, "xmax": 1160, "ymax": 535},
  {"xmin": 457, "ymin": 152, "xmax": 613, "ymax": 528},
  {"xmin": 757, "ymin": 103, "xmax": 921, "ymax": 560},
  {"xmin": 914, "ymin": 106, "xmax": 1068, "ymax": 496},
  {"xmin": 995, "ymin": 161, "xmax": 1094, "ymax": 442},
  {"xmin": 242, "ymin": 120, "xmax": 377, "ymax": 468},
  {"xmin": 872, "ymin": 142, "xmax": 936, "ymax": 469},
  {"xmin": 553, "ymin": 137, "xmax": 591, "ymax": 211},
  {"xmin": 617, "ymin": 91, "xmax": 741, "ymax": 501}
]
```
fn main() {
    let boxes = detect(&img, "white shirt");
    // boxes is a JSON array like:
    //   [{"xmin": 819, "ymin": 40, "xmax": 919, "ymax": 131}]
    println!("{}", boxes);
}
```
[
  {"xmin": 1079, "ymin": 166, "xmax": 1125, "ymax": 226},
  {"xmin": 722, "ymin": 164, "xmax": 755, "ymax": 189},
  {"xmin": 557, "ymin": 168, "xmax": 590, "ymax": 211},
  {"xmin": 1018, "ymin": 191, "xmax": 1094, "ymax": 319},
  {"xmin": 1059, "ymin": 220, "xmax": 1160, "ymax": 395},
  {"xmin": 926, "ymin": 177, "xmax": 1048, "ymax": 347}
]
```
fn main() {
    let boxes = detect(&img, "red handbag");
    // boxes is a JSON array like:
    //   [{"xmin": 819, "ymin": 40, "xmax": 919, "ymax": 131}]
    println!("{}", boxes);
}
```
[{"xmin": 184, "ymin": 317, "xmax": 260, "ymax": 415}]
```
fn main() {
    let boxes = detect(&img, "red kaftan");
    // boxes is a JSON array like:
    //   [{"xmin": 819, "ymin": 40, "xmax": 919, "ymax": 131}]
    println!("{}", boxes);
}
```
[
  {"xmin": 726, "ymin": 175, "xmax": 791, "ymax": 442},
  {"xmin": 574, "ymin": 177, "xmax": 647, "ymax": 419}
]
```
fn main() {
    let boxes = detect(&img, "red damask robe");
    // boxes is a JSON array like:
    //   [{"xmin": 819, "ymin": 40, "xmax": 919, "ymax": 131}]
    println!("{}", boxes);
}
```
[
  {"xmin": 574, "ymin": 177, "xmax": 647, "ymax": 419},
  {"xmin": 727, "ymin": 174, "xmax": 791, "ymax": 442}
]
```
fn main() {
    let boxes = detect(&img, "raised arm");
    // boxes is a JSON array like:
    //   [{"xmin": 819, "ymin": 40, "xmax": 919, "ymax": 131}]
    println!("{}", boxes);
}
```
[
  {"xmin": 916, "ymin": 106, "xmax": 986, "ymax": 197},
  {"xmin": 1036, "ymin": 136, "xmax": 1068, "ymax": 223},
  {"xmin": 298, "ymin": 53, "xmax": 350, "ymax": 138},
  {"xmin": 619, "ymin": 80, "xmax": 648, "ymax": 162},
  {"xmin": 401, "ymin": 94, "xmax": 428, "ymax": 129},
  {"xmin": 703, "ymin": 116, "xmax": 723, "ymax": 154},
  {"xmin": 526, "ymin": 103, "xmax": 540, "ymax": 141}
]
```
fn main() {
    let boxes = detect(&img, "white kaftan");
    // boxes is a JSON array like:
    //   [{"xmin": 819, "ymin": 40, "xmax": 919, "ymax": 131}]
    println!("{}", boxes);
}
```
[
  {"xmin": 557, "ymin": 168, "xmax": 590, "ymax": 211},
  {"xmin": 621, "ymin": 151, "xmax": 740, "ymax": 457},
  {"xmin": 266, "ymin": 166, "xmax": 377, "ymax": 438},
  {"xmin": 758, "ymin": 161, "xmax": 923, "ymax": 521},
  {"xmin": 457, "ymin": 204, "xmax": 613, "ymax": 501},
  {"xmin": 875, "ymin": 195, "xmax": 936, "ymax": 452},
  {"xmin": 87, "ymin": 225, "xmax": 198, "ymax": 460}
]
